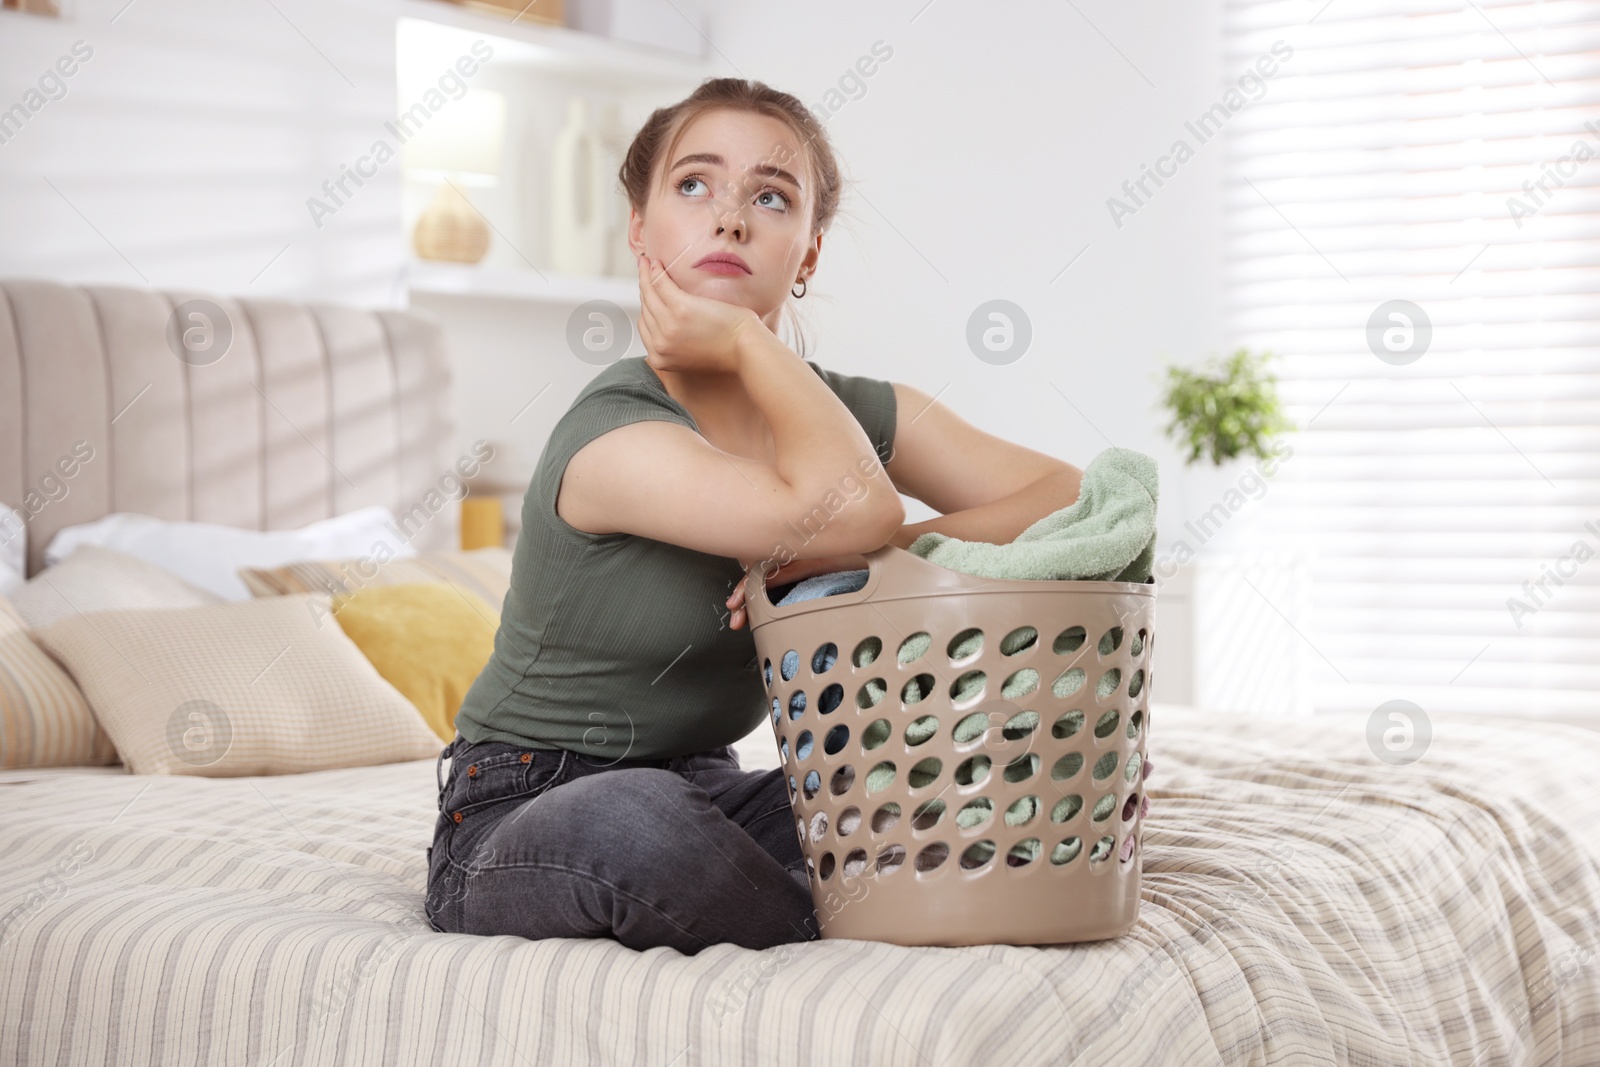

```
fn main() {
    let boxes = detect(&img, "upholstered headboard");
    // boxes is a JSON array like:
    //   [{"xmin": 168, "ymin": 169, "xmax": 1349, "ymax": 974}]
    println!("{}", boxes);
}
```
[{"xmin": 0, "ymin": 279, "xmax": 459, "ymax": 580}]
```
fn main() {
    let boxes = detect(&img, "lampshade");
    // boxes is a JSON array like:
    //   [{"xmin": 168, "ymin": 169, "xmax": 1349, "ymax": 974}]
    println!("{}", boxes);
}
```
[{"xmin": 403, "ymin": 88, "xmax": 506, "ymax": 184}]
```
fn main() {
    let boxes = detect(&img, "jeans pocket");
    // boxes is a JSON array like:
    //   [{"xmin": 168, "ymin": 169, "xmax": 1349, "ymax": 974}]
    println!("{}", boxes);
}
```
[
  {"xmin": 440, "ymin": 747, "xmax": 569, "ymax": 868},
  {"xmin": 461, "ymin": 752, "xmax": 526, "ymax": 806},
  {"xmin": 463, "ymin": 749, "xmax": 565, "ymax": 807}
]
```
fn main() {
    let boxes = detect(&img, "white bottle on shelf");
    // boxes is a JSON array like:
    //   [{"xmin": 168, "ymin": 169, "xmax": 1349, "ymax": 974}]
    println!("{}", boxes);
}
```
[
  {"xmin": 550, "ymin": 96, "xmax": 608, "ymax": 276},
  {"xmin": 596, "ymin": 100, "xmax": 634, "ymax": 277}
]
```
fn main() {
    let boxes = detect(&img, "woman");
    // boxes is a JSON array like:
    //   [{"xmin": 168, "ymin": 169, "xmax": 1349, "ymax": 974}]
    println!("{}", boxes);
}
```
[{"xmin": 425, "ymin": 78, "xmax": 1083, "ymax": 955}]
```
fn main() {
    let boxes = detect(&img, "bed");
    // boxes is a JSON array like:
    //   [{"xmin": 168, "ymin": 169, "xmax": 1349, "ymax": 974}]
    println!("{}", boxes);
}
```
[{"xmin": 4, "ymin": 279, "xmax": 1600, "ymax": 1066}]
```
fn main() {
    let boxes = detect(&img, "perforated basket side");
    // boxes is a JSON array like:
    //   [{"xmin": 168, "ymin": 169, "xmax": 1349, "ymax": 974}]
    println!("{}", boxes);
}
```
[{"xmin": 746, "ymin": 545, "xmax": 1156, "ymax": 947}]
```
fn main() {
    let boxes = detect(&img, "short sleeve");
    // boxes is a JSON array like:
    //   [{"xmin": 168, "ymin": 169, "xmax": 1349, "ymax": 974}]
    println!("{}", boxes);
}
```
[
  {"xmin": 804, "ymin": 360, "xmax": 897, "ymax": 465},
  {"xmin": 533, "ymin": 381, "xmax": 697, "ymax": 543}
]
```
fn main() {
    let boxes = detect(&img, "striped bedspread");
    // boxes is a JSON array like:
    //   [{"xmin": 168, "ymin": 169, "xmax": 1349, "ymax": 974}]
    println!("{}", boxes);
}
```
[{"xmin": 4, "ymin": 705, "xmax": 1600, "ymax": 1066}]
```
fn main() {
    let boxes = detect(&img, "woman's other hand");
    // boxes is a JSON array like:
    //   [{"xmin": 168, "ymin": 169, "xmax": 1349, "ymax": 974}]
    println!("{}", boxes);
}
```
[
  {"xmin": 724, "ymin": 553, "xmax": 871, "ymax": 630},
  {"xmin": 637, "ymin": 254, "xmax": 762, "ymax": 376}
]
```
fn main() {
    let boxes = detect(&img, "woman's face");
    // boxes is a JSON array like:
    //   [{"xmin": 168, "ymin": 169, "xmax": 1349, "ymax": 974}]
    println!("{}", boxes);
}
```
[{"xmin": 628, "ymin": 108, "xmax": 821, "ymax": 331}]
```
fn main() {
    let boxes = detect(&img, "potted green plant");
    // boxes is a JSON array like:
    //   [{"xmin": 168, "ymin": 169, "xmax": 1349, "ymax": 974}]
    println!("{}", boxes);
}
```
[
  {"xmin": 1157, "ymin": 347, "xmax": 1296, "ymax": 467},
  {"xmin": 1152, "ymin": 347, "xmax": 1311, "ymax": 717}
]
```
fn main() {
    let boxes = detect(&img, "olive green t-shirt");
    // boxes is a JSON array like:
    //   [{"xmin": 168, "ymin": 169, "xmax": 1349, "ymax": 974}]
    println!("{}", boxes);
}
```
[{"xmin": 453, "ymin": 355, "xmax": 898, "ymax": 760}]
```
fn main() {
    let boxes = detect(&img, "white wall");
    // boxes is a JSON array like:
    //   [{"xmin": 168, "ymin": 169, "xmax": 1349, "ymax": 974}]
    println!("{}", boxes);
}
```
[{"xmin": 0, "ymin": 0, "xmax": 405, "ymax": 305}]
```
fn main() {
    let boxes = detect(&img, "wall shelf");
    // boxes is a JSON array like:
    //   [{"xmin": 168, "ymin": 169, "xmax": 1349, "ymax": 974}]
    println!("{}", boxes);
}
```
[
  {"xmin": 396, "ymin": 1, "xmax": 708, "ymax": 306},
  {"xmin": 405, "ymin": 260, "xmax": 639, "ymax": 305},
  {"xmin": 395, "ymin": 0, "xmax": 712, "ymax": 87}
]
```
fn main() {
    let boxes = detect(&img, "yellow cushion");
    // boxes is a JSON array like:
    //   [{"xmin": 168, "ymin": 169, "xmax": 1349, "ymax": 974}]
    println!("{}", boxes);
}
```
[{"xmin": 330, "ymin": 582, "xmax": 498, "ymax": 743}]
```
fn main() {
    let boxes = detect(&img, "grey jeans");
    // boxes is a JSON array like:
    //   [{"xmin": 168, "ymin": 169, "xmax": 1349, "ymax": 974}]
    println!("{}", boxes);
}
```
[{"xmin": 424, "ymin": 734, "xmax": 822, "ymax": 955}]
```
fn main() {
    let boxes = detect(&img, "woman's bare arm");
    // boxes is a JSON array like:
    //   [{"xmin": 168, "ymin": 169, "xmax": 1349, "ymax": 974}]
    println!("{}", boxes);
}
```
[
  {"xmin": 733, "ymin": 325, "xmax": 904, "ymax": 543},
  {"xmin": 556, "ymin": 329, "xmax": 904, "ymax": 565}
]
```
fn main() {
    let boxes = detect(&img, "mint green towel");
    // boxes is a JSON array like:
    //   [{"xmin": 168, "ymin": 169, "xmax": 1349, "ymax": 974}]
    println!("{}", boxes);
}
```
[{"xmin": 906, "ymin": 446, "xmax": 1159, "ymax": 584}]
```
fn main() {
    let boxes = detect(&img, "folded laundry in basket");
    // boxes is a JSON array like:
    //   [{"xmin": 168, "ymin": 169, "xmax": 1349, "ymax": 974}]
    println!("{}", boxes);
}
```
[
  {"xmin": 907, "ymin": 446, "xmax": 1158, "ymax": 584},
  {"xmin": 774, "ymin": 568, "xmax": 869, "ymax": 607},
  {"xmin": 770, "ymin": 446, "xmax": 1156, "ymax": 608}
]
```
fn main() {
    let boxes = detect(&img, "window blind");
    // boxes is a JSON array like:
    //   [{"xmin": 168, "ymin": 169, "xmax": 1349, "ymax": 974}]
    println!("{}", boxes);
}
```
[{"xmin": 1222, "ymin": 0, "xmax": 1600, "ymax": 718}]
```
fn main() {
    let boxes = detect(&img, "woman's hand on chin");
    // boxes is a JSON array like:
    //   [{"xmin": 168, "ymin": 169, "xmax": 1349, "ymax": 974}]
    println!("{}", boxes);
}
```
[{"xmin": 637, "ymin": 253, "xmax": 762, "ymax": 376}]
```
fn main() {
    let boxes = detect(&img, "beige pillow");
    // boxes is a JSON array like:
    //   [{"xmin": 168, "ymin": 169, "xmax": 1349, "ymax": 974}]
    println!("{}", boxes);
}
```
[
  {"xmin": 0, "ymin": 595, "xmax": 119, "ymax": 769},
  {"xmin": 30, "ymin": 593, "xmax": 442, "ymax": 776},
  {"xmin": 9, "ymin": 544, "xmax": 221, "ymax": 630},
  {"xmin": 238, "ymin": 547, "xmax": 512, "ymax": 613}
]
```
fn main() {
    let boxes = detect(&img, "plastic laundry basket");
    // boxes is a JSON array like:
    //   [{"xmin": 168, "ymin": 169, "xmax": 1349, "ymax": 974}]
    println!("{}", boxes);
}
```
[{"xmin": 744, "ymin": 543, "xmax": 1156, "ymax": 948}]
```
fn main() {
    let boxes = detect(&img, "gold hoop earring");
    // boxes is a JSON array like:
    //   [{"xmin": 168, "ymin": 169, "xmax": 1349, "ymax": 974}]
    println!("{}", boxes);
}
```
[{"xmin": 791, "ymin": 277, "xmax": 807, "ymax": 299}]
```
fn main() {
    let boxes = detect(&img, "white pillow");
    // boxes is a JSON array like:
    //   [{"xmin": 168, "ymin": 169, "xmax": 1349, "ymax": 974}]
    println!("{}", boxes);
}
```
[
  {"xmin": 41, "ymin": 505, "xmax": 418, "ymax": 601},
  {"xmin": 0, "ymin": 503, "xmax": 24, "ymax": 598}
]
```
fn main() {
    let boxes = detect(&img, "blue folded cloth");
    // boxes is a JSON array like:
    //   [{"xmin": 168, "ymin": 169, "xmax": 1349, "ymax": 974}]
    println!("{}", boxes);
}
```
[{"xmin": 774, "ymin": 568, "xmax": 868, "ymax": 606}]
